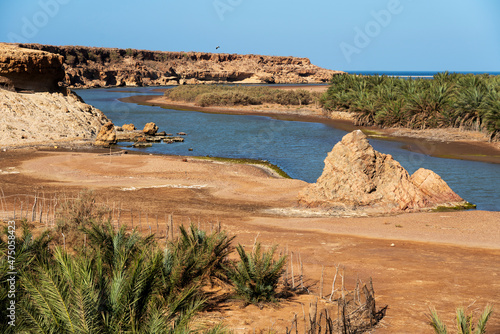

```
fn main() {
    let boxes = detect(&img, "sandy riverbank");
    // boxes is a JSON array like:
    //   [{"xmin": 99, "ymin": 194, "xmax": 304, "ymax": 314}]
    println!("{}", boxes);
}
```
[
  {"xmin": 1, "ymin": 149, "xmax": 499, "ymax": 332},
  {"xmin": 120, "ymin": 92, "xmax": 500, "ymax": 165}
]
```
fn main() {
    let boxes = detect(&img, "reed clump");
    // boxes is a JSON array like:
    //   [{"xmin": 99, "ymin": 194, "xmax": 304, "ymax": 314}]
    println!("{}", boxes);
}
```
[{"xmin": 164, "ymin": 85, "xmax": 319, "ymax": 107}]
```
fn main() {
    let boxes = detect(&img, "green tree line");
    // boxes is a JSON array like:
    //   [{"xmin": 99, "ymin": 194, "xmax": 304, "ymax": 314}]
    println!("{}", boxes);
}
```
[{"xmin": 319, "ymin": 72, "xmax": 500, "ymax": 141}]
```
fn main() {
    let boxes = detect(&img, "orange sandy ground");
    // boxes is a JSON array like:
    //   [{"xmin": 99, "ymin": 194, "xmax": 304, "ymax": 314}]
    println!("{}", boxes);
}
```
[{"xmin": 0, "ymin": 149, "xmax": 499, "ymax": 333}]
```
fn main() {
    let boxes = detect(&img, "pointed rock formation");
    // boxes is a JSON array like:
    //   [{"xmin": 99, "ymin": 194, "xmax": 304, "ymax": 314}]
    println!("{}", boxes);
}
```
[
  {"xmin": 94, "ymin": 121, "xmax": 117, "ymax": 147},
  {"xmin": 298, "ymin": 130, "xmax": 468, "ymax": 214}
]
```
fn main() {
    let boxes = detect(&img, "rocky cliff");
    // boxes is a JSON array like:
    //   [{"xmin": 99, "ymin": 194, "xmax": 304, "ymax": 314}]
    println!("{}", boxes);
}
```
[
  {"xmin": 0, "ymin": 43, "xmax": 109, "ymax": 147},
  {"xmin": 0, "ymin": 43, "xmax": 65, "ymax": 92},
  {"xmin": 17, "ymin": 44, "xmax": 342, "ymax": 88},
  {"xmin": 298, "ymin": 130, "xmax": 469, "ymax": 214}
]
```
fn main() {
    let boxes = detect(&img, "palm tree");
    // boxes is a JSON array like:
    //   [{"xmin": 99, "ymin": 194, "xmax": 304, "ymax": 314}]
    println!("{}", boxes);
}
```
[
  {"xmin": 429, "ymin": 305, "xmax": 493, "ymax": 334},
  {"xmin": 479, "ymin": 89, "xmax": 500, "ymax": 141},
  {"xmin": 226, "ymin": 243, "xmax": 287, "ymax": 305},
  {"xmin": 18, "ymin": 223, "xmax": 205, "ymax": 333},
  {"xmin": 0, "ymin": 225, "xmax": 52, "ymax": 334}
]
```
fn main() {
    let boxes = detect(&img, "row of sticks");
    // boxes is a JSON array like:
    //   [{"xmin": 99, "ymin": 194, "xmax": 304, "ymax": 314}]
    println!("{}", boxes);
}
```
[{"xmin": 0, "ymin": 192, "xmax": 225, "ymax": 239}]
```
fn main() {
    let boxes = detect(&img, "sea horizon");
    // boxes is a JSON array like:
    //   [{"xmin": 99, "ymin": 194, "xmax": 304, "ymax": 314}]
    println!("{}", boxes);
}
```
[{"xmin": 347, "ymin": 70, "xmax": 500, "ymax": 78}]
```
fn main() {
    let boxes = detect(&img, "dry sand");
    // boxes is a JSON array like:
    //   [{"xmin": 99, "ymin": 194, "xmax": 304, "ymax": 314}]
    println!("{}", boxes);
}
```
[{"xmin": 1, "ymin": 149, "xmax": 499, "ymax": 333}]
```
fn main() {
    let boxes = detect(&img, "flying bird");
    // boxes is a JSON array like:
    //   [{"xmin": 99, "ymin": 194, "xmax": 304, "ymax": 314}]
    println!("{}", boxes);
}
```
[{"xmin": 216, "ymin": 46, "xmax": 220, "ymax": 50}]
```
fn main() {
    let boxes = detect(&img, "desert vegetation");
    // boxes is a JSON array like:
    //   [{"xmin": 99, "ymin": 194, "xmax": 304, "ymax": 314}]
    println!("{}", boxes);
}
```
[
  {"xmin": 164, "ymin": 85, "xmax": 320, "ymax": 107},
  {"xmin": 0, "ymin": 191, "xmax": 385, "ymax": 333},
  {"xmin": 320, "ymin": 72, "xmax": 500, "ymax": 141},
  {"xmin": 0, "ymin": 221, "xmax": 288, "ymax": 333},
  {"xmin": 429, "ymin": 305, "xmax": 493, "ymax": 334}
]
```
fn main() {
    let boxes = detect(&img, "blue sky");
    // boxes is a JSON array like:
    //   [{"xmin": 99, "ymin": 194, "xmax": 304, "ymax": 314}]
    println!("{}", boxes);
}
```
[{"xmin": 1, "ymin": 0, "xmax": 499, "ymax": 72}]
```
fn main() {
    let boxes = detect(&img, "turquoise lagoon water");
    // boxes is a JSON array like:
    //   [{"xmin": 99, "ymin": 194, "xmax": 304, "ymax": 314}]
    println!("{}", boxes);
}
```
[{"xmin": 75, "ymin": 87, "xmax": 500, "ymax": 211}]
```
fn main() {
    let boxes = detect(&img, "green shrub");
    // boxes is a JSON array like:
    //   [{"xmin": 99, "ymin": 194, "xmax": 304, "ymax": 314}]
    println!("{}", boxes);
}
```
[
  {"xmin": 429, "ymin": 305, "xmax": 493, "ymax": 334},
  {"xmin": 7, "ymin": 222, "xmax": 230, "ymax": 333},
  {"xmin": 226, "ymin": 243, "xmax": 287, "ymax": 304}
]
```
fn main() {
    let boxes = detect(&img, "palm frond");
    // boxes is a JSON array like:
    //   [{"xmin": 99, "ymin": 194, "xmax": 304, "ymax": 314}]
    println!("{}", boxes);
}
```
[{"xmin": 429, "ymin": 308, "xmax": 448, "ymax": 334}]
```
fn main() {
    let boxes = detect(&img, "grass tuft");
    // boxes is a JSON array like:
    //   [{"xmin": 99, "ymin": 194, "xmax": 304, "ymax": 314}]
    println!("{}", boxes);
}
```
[{"xmin": 192, "ymin": 156, "xmax": 291, "ymax": 179}]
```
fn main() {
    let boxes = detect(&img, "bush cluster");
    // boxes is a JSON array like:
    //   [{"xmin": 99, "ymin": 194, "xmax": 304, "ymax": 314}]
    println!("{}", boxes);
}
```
[
  {"xmin": 320, "ymin": 72, "xmax": 500, "ymax": 140},
  {"xmin": 0, "ymin": 200, "xmax": 287, "ymax": 333},
  {"xmin": 164, "ymin": 85, "xmax": 319, "ymax": 107}
]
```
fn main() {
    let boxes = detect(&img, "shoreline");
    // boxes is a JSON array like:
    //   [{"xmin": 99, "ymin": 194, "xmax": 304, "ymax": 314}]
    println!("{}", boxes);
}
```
[{"xmin": 120, "ymin": 93, "xmax": 500, "ymax": 165}]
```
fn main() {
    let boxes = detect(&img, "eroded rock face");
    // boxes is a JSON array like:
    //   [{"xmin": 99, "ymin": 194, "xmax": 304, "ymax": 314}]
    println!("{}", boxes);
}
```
[
  {"xmin": 0, "ymin": 43, "xmax": 65, "ymax": 92},
  {"xmin": 0, "ymin": 89, "xmax": 109, "ymax": 147},
  {"xmin": 0, "ymin": 43, "xmax": 110, "ymax": 148},
  {"xmin": 94, "ymin": 121, "xmax": 117, "ymax": 146},
  {"xmin": 298, "ymin": 130, "xmax": 467, "ymax": 214},
  {"xmin": 17, "ymin": 44, "xmax": 343, "ymax": 88}
]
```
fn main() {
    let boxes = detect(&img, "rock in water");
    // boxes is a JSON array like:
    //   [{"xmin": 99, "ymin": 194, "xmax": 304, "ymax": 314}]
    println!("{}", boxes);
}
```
[
  {"xmin": 94, "ymin": 122, "xmax": 117, "ymax": 146},
  {"xmin": 143, "ymin": 122, "xmax": 158, "ymax": 135},
  {"xmin": 298, "ymin": 130, "xmax": 467, "ymax": 214},
  {"xmin": 122, "ymin": 123, "xmax": 136, "ymax": 131}
]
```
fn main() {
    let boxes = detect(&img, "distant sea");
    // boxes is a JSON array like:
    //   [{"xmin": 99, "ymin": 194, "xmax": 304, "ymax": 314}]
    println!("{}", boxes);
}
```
[{"xmin": 348, "ymin": 70, "xmax": 500, "ymax": 78}]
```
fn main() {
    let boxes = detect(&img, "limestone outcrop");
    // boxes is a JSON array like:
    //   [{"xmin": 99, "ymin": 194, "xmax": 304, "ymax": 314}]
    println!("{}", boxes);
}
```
[
  {"xmin": 0, "ymin": 43, "xmax": 110, "ymax": 148},
  {"xmin": 143, "ymin": 122, "xmax": 158, "ymax": 135},
  {"xmin": 17, "ymin": 44, "xmax": 343, "ymax": 88},
  {"xmin": 94, "ymin": 122, "xmax": 117, "ymax": 147},
  {"xmin": 298, "ymin": 130, "xmax": 468, "ymax": 214},
  {"xmin": 0, "ymin": 88, "xmax": 109, "ymax": 147},
  {"xmin": 122, "ymin": 123, "xmax": 136, "ymax": 131},
  {"xmin": 0, "ymin": 43, "xmax": 65, "ymax": 92}
]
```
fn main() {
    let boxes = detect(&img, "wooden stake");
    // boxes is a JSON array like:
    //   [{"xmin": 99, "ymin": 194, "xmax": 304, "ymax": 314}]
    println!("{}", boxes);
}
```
[
  {"xmin": 31, "ymin": 193, "xmax": 37, "ymax": 222},
  {"xmin": 170, "ymin": 214, "xmax": 174, "ymax": 239},
  {"xmin": 320, "ymin": 265, "xmax": 324, "ymax": 299},
  {"xmin": 301, "ymin": 303, "xmax": 307, "ymax": 333},
  {"xmin": 329, "ymin": 265, "xmax": 339, "ymax": 301},
  {"xmin": 39, "ymin": 198, "xmax": 43, "ymax": 224},
  {"xmin": 341, "ymin": 267, "xmax": 345, "ymax": 300},
  {"xmin": 299, "ymin": 252, "xmax": 304, "ymax": 289},
  {"xmin": 117, "ymin": 202, "xmax": 121, "ymax": 228},
  {"xmin": 253, "ymin": 232, "xmax": 260, "ymax": 251},
  {"xmin": 309, "ymin": 298, "xmax": 318, "ymax": 333}
]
